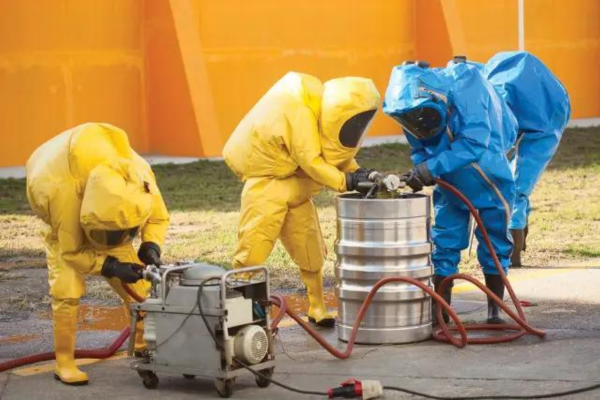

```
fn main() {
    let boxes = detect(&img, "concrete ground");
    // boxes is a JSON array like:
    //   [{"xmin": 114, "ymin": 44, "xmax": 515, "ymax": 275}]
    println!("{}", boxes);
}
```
[{"xmin": 1, "ymin": 263, "xmax": 599, "ymax": 399}]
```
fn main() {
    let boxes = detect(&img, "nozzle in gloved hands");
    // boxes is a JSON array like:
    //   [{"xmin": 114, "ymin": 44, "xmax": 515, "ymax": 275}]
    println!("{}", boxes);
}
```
[
  {"xmin": 141, "ymin": 265, "xmax": 162, "ymax": 284},
  {"xmin": 328, "ymin": 379, "xmax": 383, "ymax": 399},
  {"xmin": 101, "ymin": 256, "xmax": 144, "ymax": 283},
  {"xmin": 369, "ymin": 172, "xmax": 403, "ymax": 192},
  {"xmin": 346, "ymin": 168, "xmax": 378, "ymax": 193},
  {"xmin": 402, "ymin": 163, "xmax": 434, "ymax": 192}
]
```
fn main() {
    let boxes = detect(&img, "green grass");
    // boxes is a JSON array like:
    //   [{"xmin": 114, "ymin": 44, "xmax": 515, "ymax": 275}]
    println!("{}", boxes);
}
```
[{"xmin": 1, "ymin": 128, "xmax": 599, "ymax": 290}]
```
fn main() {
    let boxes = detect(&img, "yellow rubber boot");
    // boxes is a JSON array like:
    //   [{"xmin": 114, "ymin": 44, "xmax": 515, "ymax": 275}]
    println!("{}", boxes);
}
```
[
  {"xmin": 52, "ymin": 299, "xmax": 89, "ymax": 385},
  {"xmin": 299, "ymin": 270, "xmax": 335, "ymax": 327},
  {"xmin": 133, "ymin": 313, "xmax": 146, "ymax": 355}
]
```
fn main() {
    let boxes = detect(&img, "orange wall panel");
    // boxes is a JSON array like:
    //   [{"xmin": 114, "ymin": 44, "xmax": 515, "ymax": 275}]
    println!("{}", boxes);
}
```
[
  {"xmin": 1, "ymin": 0, "xmax": 599, "ymax": 166},
  {"xmin": 0, "ymin": 65, "xmax": 67, "ymax": 166},
  {"xmin": 143, "ymin": 0, "xmax": 204, "ymax": 157},
  {"xmin": 525, "ymin": 0, "xmax": 600, "ymax": 118},
  {"xmin": 0, "ymin": 0, "xmax": 145, "ymax": 166},
  {"xmin": 195, "ymin": 0, "xmax": 417, "ymax": 141},
  {"xmin": 455, "ymin": 0, "xmax": 519, "ymax": 62}
]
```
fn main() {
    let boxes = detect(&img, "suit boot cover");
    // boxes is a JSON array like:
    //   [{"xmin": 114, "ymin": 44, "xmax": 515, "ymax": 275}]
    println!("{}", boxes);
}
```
[
  {"xmin": 432, "ymin": 275, "xmax": 453, "ymax": 325},
  {"xmin": 133, "ymin": 314, "xmax": 147, "ymax": 358},
  {"xmin": 299, "ymin": 269, "xmax": 335, "ymax": 327},
  {"xmin": 510, "ymin": 229, "xmax": 525, "ymax": 268},
  {"xmin": 52, "ymin": 298, "xmax": 89, "ymax": 385},
  {"xmin": 484, "ymin": 274, "xmax": 506, "ymax": 325}
]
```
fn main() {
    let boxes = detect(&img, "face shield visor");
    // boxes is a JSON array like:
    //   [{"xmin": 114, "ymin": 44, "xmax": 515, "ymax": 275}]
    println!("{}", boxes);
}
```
[
  {"xmin": 339, "ymin": 109, "xmax": 378, "ymax": 148},
  {"xmin": 394, "ymin": 105, "xmax": 445, "ymax": 140},
  {"xmin": 88, "ymin": 226, "xmax": 140, "ymax": 247}
]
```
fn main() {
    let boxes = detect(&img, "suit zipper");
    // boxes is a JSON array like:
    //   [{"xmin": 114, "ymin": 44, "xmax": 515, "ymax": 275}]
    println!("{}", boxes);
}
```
[{"xmin": 471, "ymin": 162, "xmax": 511, "ymax": 225}]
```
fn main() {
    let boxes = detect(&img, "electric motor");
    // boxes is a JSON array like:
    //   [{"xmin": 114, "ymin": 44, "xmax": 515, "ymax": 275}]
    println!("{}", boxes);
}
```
[{"xmin": 234, "ymin": 325, "xmax": 269, "ymax": 365}]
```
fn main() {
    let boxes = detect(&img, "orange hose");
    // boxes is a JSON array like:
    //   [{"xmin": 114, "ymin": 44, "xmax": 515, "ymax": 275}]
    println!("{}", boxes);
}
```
[
  {"xmin": 3, "ymin": 179, "xmax": 544, "ymax": 371},
  {"xmin": 269, "ymin": 179, "xmax": 545, "ymax": 358},
  {"xmin": 433, "ymin": 179, "xmax": 545, "ymax": 344},
  {"xmin": 122, "ymin": 281, "xmax": 146, "ymax": 303}
]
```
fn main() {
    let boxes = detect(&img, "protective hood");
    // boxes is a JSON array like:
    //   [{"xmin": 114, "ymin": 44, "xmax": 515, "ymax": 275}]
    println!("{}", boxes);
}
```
[
  {"xmin": 319, "ymin": 77, "xmax": 381, "ymax": 168},
  {"xmin": 69, "ymin": 123, "xmax": 134, "ymax": 182},
  {"xmin": 484, "ymin": 51, "xmax": 571, "ymax": 135},
  {"xmin": 383, "ymin": 64, "xmax": 450, "ymax": 140},
  {"xmin": 80, "ymin": 158, "xmax": 155, "ymax": 249},
  {"xmin": 270, "ymin": 71, "xmax": 324, "ymax": 118}
]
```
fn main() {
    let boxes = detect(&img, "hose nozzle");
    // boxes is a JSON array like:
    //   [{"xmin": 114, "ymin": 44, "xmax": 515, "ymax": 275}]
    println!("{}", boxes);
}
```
[
  {"xmin": 368, "ymin": 172, "xmax": 404, "ymax": 192},
  {"xmin": 142, "ymin": 265, "xmax": 162, "ymax": 284}
]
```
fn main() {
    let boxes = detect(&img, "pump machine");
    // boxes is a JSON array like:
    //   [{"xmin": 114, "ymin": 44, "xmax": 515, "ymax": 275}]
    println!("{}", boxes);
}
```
[{"xmin": 129, "ymin": 264, "xmax": 276, "ymax": 398}]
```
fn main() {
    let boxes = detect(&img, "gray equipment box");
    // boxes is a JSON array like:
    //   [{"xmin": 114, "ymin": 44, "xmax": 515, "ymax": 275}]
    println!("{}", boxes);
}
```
[{"xmin": 129, "ymin": 264, "xmax": 275, "ymax": 398}]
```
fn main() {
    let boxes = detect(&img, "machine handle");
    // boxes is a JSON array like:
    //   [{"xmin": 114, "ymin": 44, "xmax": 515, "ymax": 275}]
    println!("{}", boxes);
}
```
[
  {"xmin": 219, "ymin": 266, "xmax": 270, "ymax": 305},
  {"xmin": 219, "ymin": 266, "xmax": 270, "ymax": 342},
  {"xmin": 160, "ymin": 265, "xmax": 193, "ymax": 305}
]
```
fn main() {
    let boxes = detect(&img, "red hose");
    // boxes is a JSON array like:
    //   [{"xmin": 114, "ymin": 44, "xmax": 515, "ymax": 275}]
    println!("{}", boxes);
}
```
[
  {"xmin": 269, "ymin": 179, "xmax": 545, "ymax": 358},
  {"xmin": 432, "ymin": 179, "xmax": 545, "ymax": 344},
  {"xmin": 2, "ymin": 180, "xmax": 545, "ymax": 370},
  {"xmin": 0, "ymin": 282, "xmax": 144, "ymax": 373}
]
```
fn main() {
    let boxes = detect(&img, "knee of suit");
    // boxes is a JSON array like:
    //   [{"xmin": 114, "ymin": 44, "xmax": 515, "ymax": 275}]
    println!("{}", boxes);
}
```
[
  {"xmin": 281, "ymin": 230, "xmax": 325, "ymax": 273},
  {"xmin": 233, "ymin": 238, "xmax": 275, "ymax": 269},
  {"xmin": 297, "ymin": 251, "xmax": 324, "ymax": 273},
  {"xmin": 432, "ymin": 250, "xmax": 460, "ymax": 277},
  {"xmin": 48, "ymin": 263, "xmax": 86, "ymax": 300},
  {"xmin": 51, "ymin": 298, "xmax": 80, "ymax": 310}
]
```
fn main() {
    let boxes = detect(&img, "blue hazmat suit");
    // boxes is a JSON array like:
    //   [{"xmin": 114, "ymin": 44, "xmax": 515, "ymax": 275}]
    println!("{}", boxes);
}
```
[
  {"xmin": 383, "ymin": 62, "xmax": 516, "ymax": 277},
  {"xmin": 447, "ymin": 58, "xmax": 518, "ymax": 152},
  {"xmin": 483, "ymin": 51, "xmax": 571, "ymax": 230}
]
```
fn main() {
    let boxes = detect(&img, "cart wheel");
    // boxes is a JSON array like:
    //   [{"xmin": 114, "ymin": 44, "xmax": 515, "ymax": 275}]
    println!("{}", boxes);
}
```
[
  {"xmin": 214, "ymin": 378, "xmax": 235, "ymax": 398},
  {"xmin": 139, "ymin": 371, "xmax": 159, "ymax": 389},
  {"xmin": 255, "ymin": 367, "xmax": 274, "ymax": 388},
  {"xmin": 183, "ymin": 374, "xmax": 196, "ymax": 380}
]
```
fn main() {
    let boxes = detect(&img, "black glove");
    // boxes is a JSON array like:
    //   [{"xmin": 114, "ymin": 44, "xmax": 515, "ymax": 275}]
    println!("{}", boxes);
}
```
[
  {"xmin": 346, "ymin": 168, "xmax": 378, "ymax": 193},
  {"xmin": 101, "ymin": 256, "xmax": 144, "ymax": 283},
  {"xmin": 403, "ymin": 163, "xmax": 434, "ymax": 192},
  {"xmin": 138, "ymin": 242, "xmax": 163, "ymax": 266}
]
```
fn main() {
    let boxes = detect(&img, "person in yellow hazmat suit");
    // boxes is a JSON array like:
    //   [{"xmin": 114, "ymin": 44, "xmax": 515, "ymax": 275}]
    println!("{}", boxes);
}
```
[
  {"xmin": 223, "ymin": 72, "xmax": 381, "ymax": 327},
  {"xmin": 26, "ymin": 123, "xmax": 169, "ymax": 385}
]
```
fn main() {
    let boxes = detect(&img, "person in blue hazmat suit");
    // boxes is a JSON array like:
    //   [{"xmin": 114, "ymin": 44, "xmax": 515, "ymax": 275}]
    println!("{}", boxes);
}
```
[
  {"xmin": 26, "ymin": 123, "xmax": 170, "ymax": 385},
  {"xmin": 223, "ymin": 72, "xmax": 381, "ymax": 327},
  {"xmin": 383, "ymin": 60, "xmax": 516, "ymax": 324},
  {"xmin": 484, "ymin": 51, "xmax": 571, "ymax": 267}
]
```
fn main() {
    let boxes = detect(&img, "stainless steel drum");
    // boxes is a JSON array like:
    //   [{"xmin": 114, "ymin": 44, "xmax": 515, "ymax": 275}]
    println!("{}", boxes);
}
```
[{"xmin": 335, "ymin": 193, "xmax": 433, "ymax": 344}]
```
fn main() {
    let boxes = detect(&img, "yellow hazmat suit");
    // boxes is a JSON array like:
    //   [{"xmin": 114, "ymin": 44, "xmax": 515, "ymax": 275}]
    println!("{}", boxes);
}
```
[
  {"xmin": 223, "ymin": 72, "xmax": 380, "ymax": 325},
  {"xmin": 26, "ymin": 123, "xmax": 169, "ymax": 385}
]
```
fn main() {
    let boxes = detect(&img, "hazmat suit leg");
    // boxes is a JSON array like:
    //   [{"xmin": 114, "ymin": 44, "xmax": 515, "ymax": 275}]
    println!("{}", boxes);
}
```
[
  {"xmin": 232, "ymin": 178, "xmax": 289, "ymax": 271},
  {"xmin": 233, "ymin": 175, "xmax": 332, "ymax": 325},
  {"xmin": 280, "ymin": 199, "xmax": 334, "ymax": 326},
  {"xmin": 510, "ymin": 132, "xmax": 560, "ymax": 230},
  {"xmin": 431, "ymin": 188, "xmax": 471, "ymax": 277},
  {"xmin": 45, "ymin": 235, "xmax": 89, "ymax": 385},
  {"xmin": 475, "ymin": 206, "xmax": 512, "ymax": 324},
  {"xmin": 105, "ymin": 245, "xmax": 150, "ymax": 353},
  {"xmin": 52, "ymin": 299, "xmax": 89, "ymax": 385},
  {"xmin": 475, "ymin": 206, "xmax": 513, "ymax": 276}
]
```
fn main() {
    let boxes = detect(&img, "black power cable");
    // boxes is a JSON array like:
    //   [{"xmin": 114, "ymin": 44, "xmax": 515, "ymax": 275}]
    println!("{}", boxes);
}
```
[
  {"xmin": 196, "ymin": 277, "xmax": 600, "ymax": 400},
  {"xmin": 383, "ymin": 383, "xmax": 600, "ymax": 399}
]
